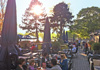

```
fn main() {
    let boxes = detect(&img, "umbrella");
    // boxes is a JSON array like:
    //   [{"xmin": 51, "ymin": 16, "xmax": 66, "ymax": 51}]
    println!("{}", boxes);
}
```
[
  {"xmin": 25, "ymin": 35, "xmax": 31, "ymax": 38},
  {"xmin": 62, "ymin": 30, "xmax": 66, "ymax": 42},
  {"xmin": 17, "ymin": 34, "xmax": 23, "ymax": 39},
  {"xmin": 65, "ymin": 31, "xmax": 68, "ymax": 43},
  {"xmin": 99, "ymin": 36, "xmax": 100, "ymax": 42},
  {"xmin": 0, "ymin": 0, "xmax": 18, "ymax": 69},
  {"xmin": 43, "ymin": 17, "xmax": 51, "ymax": 54},
  {"xmin": 17, "ymin": 34, "xmax": 23, "ymax": 41}
]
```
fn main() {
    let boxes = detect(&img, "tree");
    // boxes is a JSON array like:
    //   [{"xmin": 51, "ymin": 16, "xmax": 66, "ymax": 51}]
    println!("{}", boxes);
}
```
[
  {"xmin": 19, "ymin": 0, "xmax": 46, "ymax": 41},
  {"xmin": 0, "ymin": 0, "xmax": 7, "ymax": 35},
  {"xmin": 71, "ymin": 7, "xmax": 100, "ymax": 38},
  {"xmin": 50, "ymin": 2, "xmax": 73, "ymax": 39}
]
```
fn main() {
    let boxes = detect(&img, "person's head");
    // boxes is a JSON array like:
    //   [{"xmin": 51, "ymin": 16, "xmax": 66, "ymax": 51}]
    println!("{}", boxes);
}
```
[
  {"xmin": 51, "ymin": 59, "xmax": 57, "ymax": 66},
  {"xmin": 29, "ymin": 60, "xmax": 34, "ymax": 66},
  {"xmin": 18, "ymin": 58, "xmax": 25, "ymax": 65},
  {"xmin": 73, "ymin": 42, "xmax": 75, "ymax": 45},
  {"xmin": 43, "ymin": 53, "xmax": 48, "ymax": 58},
  {"xmin": 32, "ymin": 44, "xmax": 35, "ymax": 46},
  {"xmin": 19, "ymin": 45, "xmax": 21, "ymax": 48},
  {"xmin": 61, "ymin": 54, "xmax": 67, "ymax": 60}
]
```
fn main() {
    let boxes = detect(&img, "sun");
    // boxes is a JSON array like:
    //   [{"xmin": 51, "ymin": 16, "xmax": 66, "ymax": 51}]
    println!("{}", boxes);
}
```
[{"xmin": 33, "ymin": 5, "xmax": 42, "ymax": 15}]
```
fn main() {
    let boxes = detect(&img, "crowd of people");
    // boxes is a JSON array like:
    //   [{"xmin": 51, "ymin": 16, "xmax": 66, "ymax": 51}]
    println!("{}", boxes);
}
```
[
  {"xmin": 68, "ymin": 40, "xmax": 91, "ymax": 55},
  {"xmin": 15, "ymin": 43, "xmax": 37, "ymax": 56},
  {"xmin": 15, "ymin": 53, "xmax": 68, "ymax": 70},
  {"xmin": 15, "ymin": 39, "xmax": 91, "ymax": 70}
]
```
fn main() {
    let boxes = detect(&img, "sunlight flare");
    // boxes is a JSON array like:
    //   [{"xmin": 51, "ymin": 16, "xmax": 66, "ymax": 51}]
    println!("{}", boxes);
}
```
[{"xmin": 33, "ymin": 5, "xmax": 42, "ymax": 15}]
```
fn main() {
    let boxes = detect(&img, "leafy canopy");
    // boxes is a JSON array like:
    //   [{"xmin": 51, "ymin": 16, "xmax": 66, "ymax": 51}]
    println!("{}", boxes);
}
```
[
  {"xmin": 19, "ymin": 0, "xmax": 46, "ymax": 41},
  {"xmin": 50, "ymin": 2, "xmax": 73, "ymax": 38},
  {"xmin": 71, "ymin": 7, "xmax": 100, "ymax": 38}
]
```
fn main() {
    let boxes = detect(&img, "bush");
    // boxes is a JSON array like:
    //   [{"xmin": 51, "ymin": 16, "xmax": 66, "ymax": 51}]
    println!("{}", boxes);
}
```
[
  {"xmin": 92, "ymin": 43, "xmax": 100, "ymax": 54},
  {"xmin": 19, "ymin": 41, "xmax": 31, "ymax": 48},
  {"xmin": 89, "ymin": 41, "xmax": 95, "ymax": 45},
  {"xmin": 61, "ymin": 44, "xmax": 68, "ymax": 50},
  {"xmin": 93, "ymin": 43, "xmax": 100, "ymax": 51},
  {"xmin": 88, "ymin": 41, "xmax": 95, "ymax": 50},
  {"xmin": 52, "ymin": 41, "xmax": 61, "ymax": 53},
  {"xmin": 58, "ymin": 39, "xmax": 64, "ymax": 45}
]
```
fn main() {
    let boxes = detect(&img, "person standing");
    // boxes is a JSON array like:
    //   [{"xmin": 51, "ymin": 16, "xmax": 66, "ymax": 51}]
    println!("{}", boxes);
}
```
[
  {"xmin": 78, "ymin": 39, "xmax": 81, "ymax": 47},
  {"xmin": 16, "ymin": 58, "xmax": 26, "ymax": 70},
  {"xmin": 60, "ymin": 54, "xmax": 68, "ymax": 70},
  {"xmin": 30, "ymin": 44, "xmax": 35, "ymax": 53},
  {"xmin": 85, "ymin": 42, "xmax": 88, "ymax": 54},
  {"xmin": 41, "ymin": 53, "xmax": 51, "ymax": 68},
  {"xmin": 51, "ymin": 59, "xmax": 62, "ymax": 70}
]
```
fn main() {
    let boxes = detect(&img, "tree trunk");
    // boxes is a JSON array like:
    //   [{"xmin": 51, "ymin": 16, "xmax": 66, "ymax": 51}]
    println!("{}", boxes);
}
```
[
  {"xmin": 36, "ymin": 25, "xmax": 39, "ymax": 42},
  {"xmin": 35, "ymin": 16, "xmax": 39, "ymax": 42}
]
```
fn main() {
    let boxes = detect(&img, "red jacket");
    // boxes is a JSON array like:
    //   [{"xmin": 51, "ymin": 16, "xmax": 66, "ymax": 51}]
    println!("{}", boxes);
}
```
[{"xmin": 30, "ymin": 46, "xmax": 35, "ymax": 50}]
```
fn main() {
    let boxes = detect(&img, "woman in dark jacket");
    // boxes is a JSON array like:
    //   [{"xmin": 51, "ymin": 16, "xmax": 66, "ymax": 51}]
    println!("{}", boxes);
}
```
[
  {"xmin": 16, "ymin": 58, "xmax": 26, "ymax": 70},
  {"xmin": 60, "ymin": 54, "xmax": 68, "ymax": 70}
]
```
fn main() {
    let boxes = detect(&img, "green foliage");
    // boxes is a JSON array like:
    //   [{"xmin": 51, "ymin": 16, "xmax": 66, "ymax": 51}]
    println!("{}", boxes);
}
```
[
  {"xmin": 52, "ymin": 39, "xmax": 68, "ymax": 53},
  {"xmin": 50, "ymin": 2, "xmax": 73, "ymax": 38},
  {"xmin": 38, "ymin": 43, "xmax": 42, "ymax": 50},
  {"xmin": 19, "ymin": 41, "xmax": 31, "ymax": 48},
  {"xmin": 61, "ymin": 44, "xmax": 68, "ymax": 50},
  {"xmin": 52, "ymin": 41, "xmax": 61, "ymax": 53},
  {"xmin": 93, "ymin": 43, "xmax": 100, "ymax": 51},
  {"xmin": 89, "ymin": 41, "xmax": 95, "ymax": 45},
  {"xmin": 19, "ymin": 0, "xmax": 46, "ymax": 41},
  {"xmin": 88, "ymin": 41, "xmax": 95, "ymax": 50},
  {"xmin": 58, "ymin": 39, "xmax": 64, "ymax": 45},
  {"xmin": 38, "ymin": 33, "xmax": 44, "ymax": 39},
  {"xmin": 52, "ymin": 41, "xmax": 61, "ymax": 48},
  {"xmin": 71, "ymin": 7, "xmax": 100, "ymax": 39},
  {"xmin": 67, "ymin": 31, "xmax": 74, "ymax": 38}
]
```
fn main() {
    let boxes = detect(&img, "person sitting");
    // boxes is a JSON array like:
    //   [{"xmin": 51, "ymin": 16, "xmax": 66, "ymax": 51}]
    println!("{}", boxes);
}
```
[
  {"xmin": 51, "ymin": 59, "xmax": 62, "ymax": 70},
  {"xmin": 16, "ymin": 58, "xmax": 26, "ymax": 70},
  {"xmin": 28, "ymin": 60, "xmax": 36, "ymax": 70},
  {"xmin": 42, "ymin": 53, "xmax": 48, "ymax": 63},
  {"xmin": 41, "ymin": 53, "xmax": 51, "ymax": 68},
  {"xmin": 72, "ymin": 44, "xmax": 76, "ymax": 53},
  {"xmin": 60, "ymin": 54, "xmax": 68, "ymax": 70},
  {"xmin": 72, "ymin": 43, "xmax": 77, "ymax": 57}
]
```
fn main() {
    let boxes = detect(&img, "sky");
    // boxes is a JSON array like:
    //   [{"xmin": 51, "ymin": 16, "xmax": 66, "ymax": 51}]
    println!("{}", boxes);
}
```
[{"xmin": 16, "ymin": 0, "xmax": 100, "ymax": 34}]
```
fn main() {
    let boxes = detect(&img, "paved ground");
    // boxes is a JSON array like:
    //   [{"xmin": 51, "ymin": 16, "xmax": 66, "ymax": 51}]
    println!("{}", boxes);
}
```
[{"xmin": 72, "ymin": 48, "xmax": 90, "ymax": 70}]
